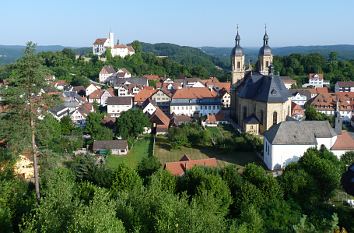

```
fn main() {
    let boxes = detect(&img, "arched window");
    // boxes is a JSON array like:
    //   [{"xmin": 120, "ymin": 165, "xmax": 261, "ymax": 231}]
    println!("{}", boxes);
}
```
[
  {"xmin": 237, "ymin": 61, "xmax": 241, "ymax": 69},
  {"xmin": 273, "ymin": 111, "xmax": 278, "ymax": 125},
  {"xmin": 266, "ymin": 61, "xmax": 269, "ymax": 67}
]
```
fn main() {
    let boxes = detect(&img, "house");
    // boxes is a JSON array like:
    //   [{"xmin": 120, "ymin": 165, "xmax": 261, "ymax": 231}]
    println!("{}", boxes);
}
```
[
  {"xmin": 49, "ymin": 105, "xmax": 70, "ymax": 120},
  {"xmin": 99, "ymin": 65, "xmax": 116, "ymax": 83},
  {"xmin": 70, "ymin": 103, "xmax": 94, "ymax": 126},
  {"xmin": 150, "ymin": 89, "xmax": 172, "ymax": 113},
  {"xmin": 202, "ymin": 111, "xmax": 229, "ymax": 127},
  {"xmin": 170, "ymin": 87, "xmax": 222, "ymax": 117},
  {"xmin": 308, "ymin": 92, "xmax": 354, "ymax": 122},
  {"xmin": 63, "ymin": 91, "xmax": 84, "ymax": 111},
  {"xmin": 141, "ymin": 98, "xmax": 157, "ymax": 115},
  {"xmin": 263, "ymin": 120, "xmax": 354, "ymax": 170},
  {"xmin": 170, "ymin": 114, "xmax": 193, "ymax": 127},
  {"xmin": 335, "ymin": 81, "xmax": 354, "ymax": 93},
  {"xmin": 92, "ymin": 32, "xmax": 114, "ymax": 56},
  {"xmin": 116, "ymin": 84, "xmax": 143, "ymax": 97},
  {"xmin": 86, "ymin": 83, "xmax": 101, "ymax": 96},
  {"xmin": 289, "ymin": 90, "xmax": 309, "ymax": 106},
  {"xmin": 53, "ymin": 80, "xmax": 67, "ymax": 90},
  {"xmin": 149, "ymin": 107, "xmax": 170, "ymax": 135},
  {"xmin": 111, "ymin": 44, "xmax": 135, "ymax": 58},
  {"xmin": 116, "ymin": 68, "xmax": 132, "ymax": 78},
  {"xmin": 302, "ymin": 73, "xmax": 330, "ymax": 88},
  {"xmin": 291, "ymin": 102, "xmax": 305, "ymax": 120},
  {"xmin": 219, "ymin": 88, "xmax": 231, "ymax": 108},
  {"xmin": 73, "ymin": 86, "xmax": 86, "ymax": 96},
  {"xmin": 88, "ymin": 88, "xmax": 115, "ymax": 106},
  {"xmin": 107, "ymin": 96, "xmax": 133, "ymax": 117},
  {"xmin": 143, "ymin": 75, "xmax": 160, "ymax": 81},
  {"xmin": 280, "ymin": 76, "xmax": 296, "ymax": 89},
  {"xmin": 134, "ymin": 89, "xmax": 156, "ymax": 105},
  {"xmin": 111, "ymin": 77, "xmax": 148, "ymax": 89},
  {"xmin": 92, "ymin": 140, "xmax": 128, "ymax": 155},
  {"xmin": 164, "ymin": 155, "xmax": 218, "ymax": 176},
  {"xmin": 184, "ymin": 78, "xmax": 205, "ymax": 88}
]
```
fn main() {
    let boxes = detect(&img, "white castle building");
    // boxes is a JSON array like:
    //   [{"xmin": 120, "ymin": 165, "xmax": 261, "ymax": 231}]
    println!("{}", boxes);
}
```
[{"xmin": 93, "ymin": 32, "xmax": 135, "ymax": 58}]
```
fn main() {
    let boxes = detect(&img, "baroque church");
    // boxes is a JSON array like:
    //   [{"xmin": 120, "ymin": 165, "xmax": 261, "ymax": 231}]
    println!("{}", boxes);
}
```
[{"xmin": 230, "ymin": 27, "xmax": 291, "ymax": 135}]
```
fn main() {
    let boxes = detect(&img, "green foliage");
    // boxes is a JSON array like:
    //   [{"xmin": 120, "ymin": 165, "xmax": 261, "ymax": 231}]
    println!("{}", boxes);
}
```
[
  {"xmin": 305, "ymin": 105, "xmax": 334, "ymax": 124},
  {"xmin": 85, "ymin": 112, "xmax": 113, "ymax": 142},
  {"xmin": 111, "ymin": 164, "xmax": 143, "ymax": 195},
  {"xmin": 340, "ymin": 151, "xmax": 354, "ymax": 165},
  {"xmin": 137, "ymin": 156, "xmax": 161, "ymax": 179},
  {"xmin": 115, "ymin": 108, "xmax": 149, "ymax": 140}
]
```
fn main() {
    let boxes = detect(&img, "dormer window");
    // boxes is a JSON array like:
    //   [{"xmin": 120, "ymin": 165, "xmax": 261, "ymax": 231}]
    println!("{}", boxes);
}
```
[{"xmin": 271, "ymin": 89, "xmax": 277, "ymax": 95}]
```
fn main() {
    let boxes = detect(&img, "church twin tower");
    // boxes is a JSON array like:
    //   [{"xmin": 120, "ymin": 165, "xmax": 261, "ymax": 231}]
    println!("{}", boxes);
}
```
[{"xmin": 231, "ymin": 26, "xmax": 273, "ymax": 84}]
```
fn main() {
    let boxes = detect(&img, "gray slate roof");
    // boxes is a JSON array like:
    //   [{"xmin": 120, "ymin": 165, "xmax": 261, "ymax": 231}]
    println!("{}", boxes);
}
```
[
  {"xmin": 289, "ymin": 89, "xmax": 312, "ymax": 100},
  {"xmin": 93, "ymin": 140, "xmax": 128, "ymax": 150},
  {"xmin": 106, "ymin": 96, "xmax": 132, "ymax": 105},
  {"xmin": 112, "ymin": 77, "xmax": 148, "ymax": 86},
  {"xmin": 264, "ymin": 121, "xmax": 337, "ymax": 145},
  {"xmin": 237, "ymin": 71, "xmax": 290, "ymax": 103}
]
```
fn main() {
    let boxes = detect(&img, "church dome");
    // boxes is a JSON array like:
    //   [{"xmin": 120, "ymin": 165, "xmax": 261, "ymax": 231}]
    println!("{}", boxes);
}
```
[
  {"xmin": 259, "ymin": 45, "xmax": 272, "ymax": 56},
  {"xmin": 232, "ymin": 45, "xmax": 244, "ymax": 56}
]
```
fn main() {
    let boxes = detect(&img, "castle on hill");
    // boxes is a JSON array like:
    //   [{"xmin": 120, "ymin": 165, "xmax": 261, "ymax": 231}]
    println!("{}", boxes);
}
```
[{"xmin": 92, "ymin": 32, "xmax": 135, "ymax": 58}]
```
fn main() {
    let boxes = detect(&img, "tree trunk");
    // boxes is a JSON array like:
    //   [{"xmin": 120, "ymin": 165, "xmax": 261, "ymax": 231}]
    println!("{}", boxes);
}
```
[{"xmin": 30, "ymin": 107, "xmax": 40, "ymax": 203}]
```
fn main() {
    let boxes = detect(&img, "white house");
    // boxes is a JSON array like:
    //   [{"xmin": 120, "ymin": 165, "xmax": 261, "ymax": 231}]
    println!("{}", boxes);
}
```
[
  {"xmin": 88, "ymin": 88, "xmax": 115, "ymax": 106},
  {"xmin": 170, "ymin": 87, "xmax": 222, "ymax": 116},
  {"xmin": 93, "ymin": 32, "xmax": 114, "ymax": 56},
  {"xmin": 219, "ymin": 88, "xmax": 231, "ymax": 108},
  {"xmin": 302, "ymin": 73, "xmax": 330, "ymax": 88},
  {"xmin": 335, "ymin": 81, "xmax": 354, "ymax": 93},
  {"xmin": 92, "ymin": 140, "xmax": 128, "ymax": 155},
  {"xmin": 49, "ymin": 105, "xmax": 70, "ymax": 121},
  {"xmin": 70, "ymin": 103, "xmax": 94, "ymax": 126},
  {"xmin": 111, "ymin": 44, "xmax": 135, "ymax": 58},
  {"xmin": 262, "ymin": 120, "xmax": 354, "ymax": 170},
  {"xmin": 290, "ymin": 92, "xmax": 307, "ymax": 106},
  {"xmin": 116, "ymin": 68, "xmax": 132, "ymax": 78},
  {"xmin": 141, "ymin": 98, "xmax": 157, "ymax": 115},
  {"xmin": 99, "ymin": 65, "xmax": 116, "ymax": 83},
  {"xmin": 107, "ymin": 96, "xmax": 133, "ymax": 117},
  {"xmin": 86, "ymin": 84, "xmax": 101, "ymax": 97}
]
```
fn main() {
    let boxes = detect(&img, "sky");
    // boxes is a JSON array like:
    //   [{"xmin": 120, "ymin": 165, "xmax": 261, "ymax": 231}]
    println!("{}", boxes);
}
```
[{"xmin": 1, "ymin": 0, "xmax": 354, "ymax": 47}]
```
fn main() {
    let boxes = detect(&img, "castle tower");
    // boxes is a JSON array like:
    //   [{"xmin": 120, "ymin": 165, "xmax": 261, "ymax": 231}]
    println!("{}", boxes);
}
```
[
  {"xmin": 231, "ymin": 26, "xmax": 245, "ymax": 84},
  {"xmin": 258, "ymin": 25, "xmax": 273, "ymax": 75}
]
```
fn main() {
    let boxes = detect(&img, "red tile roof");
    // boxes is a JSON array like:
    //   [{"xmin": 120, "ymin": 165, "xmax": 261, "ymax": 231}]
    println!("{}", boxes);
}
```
[
  {"xmin": 172, "ymin": 87, "xmax": 218, "ymax": 99},
  {"xmin": 89, "ymin": 89, "xmax": 104, "ymax": 99},
  {"xmin": 94, "ymin": 38, "xmax": 107, "ymax": 45},
  {"xmin": 150, "ymin": 107, "xmax": 170, "ymax": 127},
  {"xmin": 315, "ymin": 87, "xmax": 329, "ymax": 94},
  {"xmin": 331, "ymin": 131, "xmax": 354, "ymax": 150},
  {"xmin": 134, "ymin": 89, "xmax": 156, "ymax": 104},
  {"xmin": 164, "ymin": 155, "xmax": 218, "ymax": 176}
]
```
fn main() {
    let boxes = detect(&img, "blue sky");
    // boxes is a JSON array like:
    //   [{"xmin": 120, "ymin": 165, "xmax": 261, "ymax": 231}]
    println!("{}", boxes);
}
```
[{"xmin": 1, "ymin": 0, "xmax": 354, "ymax": 47}]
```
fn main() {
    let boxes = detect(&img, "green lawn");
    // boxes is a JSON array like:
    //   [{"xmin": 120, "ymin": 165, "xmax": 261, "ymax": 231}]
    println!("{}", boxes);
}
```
[
  {"xmin": 106, "ymin": 136, "xmax": 152, "ymax": 169},
  {"xmin": 154, "ymin": 135, "xmax": 262, "ymax": 169}
]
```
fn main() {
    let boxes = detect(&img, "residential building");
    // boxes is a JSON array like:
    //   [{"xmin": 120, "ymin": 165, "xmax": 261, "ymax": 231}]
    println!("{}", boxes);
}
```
[
  {"xmin": 308, "ymin": 93, "xmax": 354, "ymax": 122},
  {"xmin": 134, "ymin": 89, "xmax": 157, "ymax": 105},
  {"xmin": 219, "ymin": 88, "xmax": 231, "ymax": 108},
  {"xmin": 141, "ymin": 98, "xmax": 157, "ymax": 115},
  {"xmin": 335, "ymin": 81, "xmax": 354, "ymax": 93},
  {"xmin": 202, "ymin": 111, "xmax": 229, "ymax": 127},
  {"xmin": 99, "ymin": 65, "xmax": 115, "ymax": 83},
  {"xmin": 149, "ymin": 107, "xmax": 170, "ymax": 135},
  {"xmin": 170, "ymin": 114, "xmax": 193, "ymax": 127},
  {"xmin": 231, "ymin": 29, "xmax": 291, "ymax": 135},
  {"xmin": 289, "ymin": 91, "xmax": 308, "ymax": 106},
  {"xmin": 263, "ymin": 120, "xmax": 354, "ymax": 170},
  {"xmin": 164, "ymin": 155, "xmax": 218, "ymax": 176},
  {"xmin": 111, "ymin": 44, "xmax": 135, "ymax": 58},
  {"xmin": 86, "ymin": 83, "xmax": 101, "ymax": 97},
  {"xmin": 107, "ymin": 96, "xmax": 133, "ymax": 117},
  {"xmin": 150, "ymin": 89, "xmax": 172, "ymax": 113},
  {"xmin": 291, "ymin": 102, "xmax": 305, "ymax": 120},
  {"xmin": 92, "ymin": 140, "xmax": 128, "ymax": 155},
  {"xmin": 49, "ymin": 105, "xmax": 70, "ymax": 120},
  {"xmin": 280, "ymin": 76, "xmax": 296, "ymax": 89},
  {"xmin": 70, "ymin": 103, "xmax": 94, "ymax": 126},
  {"xmin": 116, "ymin": 68, "xmax": 132, "ymax": 78},
  {"xmin": 302, "ymin": 73, "xmax": 330, "ymax": 88},
  {"xmin": 88, "ymin": 88, "xmax": 115, "ymax": 106},
  {"xmin": 170, "ymin": 87, "xmax": 222, "ymax": 117}
]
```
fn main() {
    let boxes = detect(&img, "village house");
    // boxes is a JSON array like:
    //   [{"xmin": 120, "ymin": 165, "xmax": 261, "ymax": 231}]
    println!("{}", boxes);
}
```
[
  {"xmin": 92, "ymin": 139, "xmax": 128, "ymax": 155},
  {"xmin": 49, "ymin": 105, "xmax": 70, "ymax": 121},
  {"xmin": 116, "ymin": 84, "xmax": 143, "ymax": 97},
  {"xmin": 88, "ymin": 88, "xmax": 115, "ymax": 106},
  {"xmin": 116, "ymin": 68, "xmax": 132, "ymax": 78},
  {"xmin": 219, "ymin": 88, "xmax": 231, "ymax": 108},
  {"xmin": 279, "ymin": 76, "xmax": 296, "ymax": 89},
  {"xmin": 86, "ymin": 83, "xmax": 101, "ymax": 97},
  {"xmin": 62, "ymin": 91, "xmax": 84, "ymax": 111},
  {"xmin": 289, "ymin": 89, "xmax": 312, "ymax": 106},
  {"xmin": 302, "ymin": 73, "xmax": 330, "ymax": 88},
  {"xmin": 164, "ymin": 155, "xmax": 218, "ymax": 176},
  {"xmin": 263, "ymin": 120, "xmax": 354, "ymax": 170},
  {"xmin": 170, "ymin": 87, "xmax": 222, "ymax": 117},
  {"xmin": 111, "ymin": 77, "xmax": 148, "ymax": 90},
  {"xmin": 70, "ymin": 103, "xmax": 94, "ymax": 126},
  {"xmin": 141, "ymin": 98, "xmax": 157, "ymax": 115},
  {"xmin": 134, "ymin": 88, "xmax": 157, "ymax": 105},
  {"xmin": 149, "ymin": 107, "xmax": 170, "ymax": 135},
  {"xmin": 150, "ymin": 89, "xmax": 172, "ymax": 114},
  {"xmin": 170, "ymin": 114, "xmax": 193, "ymax": 127},
  {"xmin": 308, "ymin": 92, "xmax": 354, "ymax": 122},
  {"xmin": 99, "ymin": 65, "xmax": 116, "ymax": 83},
  {"xmin": 202, "ymin": 111, "xmax": 229, "ymax": 127},
  {"xmin": 335, "ymin": 81, "xmax": 354, "ymax": 93},
  {"xmin": 291, "ymin": 102, "xmax": 305, "ymax": 120},
  {"xmin": 106, "ymin": 96, "xmax": 133, "ymax": 117}
]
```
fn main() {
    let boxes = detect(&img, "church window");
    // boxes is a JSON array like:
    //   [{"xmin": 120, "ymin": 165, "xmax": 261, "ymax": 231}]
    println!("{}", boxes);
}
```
[
  {"xmin": 266, "ymin": 61, "xmax": 269, "ymax": 67},
  {"xmin": 237, "ymin": 61, "xmax": 241, "ymax": 69},
  {"xmin": 273, "ymin": 111, "xmax": 278, "ymax": 125}
]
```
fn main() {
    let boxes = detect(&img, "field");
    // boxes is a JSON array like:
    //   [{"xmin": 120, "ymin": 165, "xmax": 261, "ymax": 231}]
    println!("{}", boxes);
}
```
[
  {"xmin": 106, "ymin": 136, "xmax": 152, "ymax": 169},
  {"xmin": 154, "ymin": 125, "xmax": 263, "ymax": 169}
]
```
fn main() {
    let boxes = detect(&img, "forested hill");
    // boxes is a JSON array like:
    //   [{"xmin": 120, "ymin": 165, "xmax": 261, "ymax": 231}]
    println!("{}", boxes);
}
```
[
  {"xmin": 140, "ymin": 42, "xmax": 227, "ymax": 69},
  {"xmin": 201, "ymin": 45, "xmax": 354, "ymax": 67}
]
